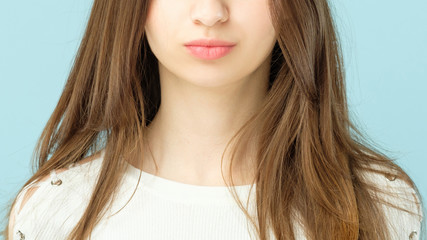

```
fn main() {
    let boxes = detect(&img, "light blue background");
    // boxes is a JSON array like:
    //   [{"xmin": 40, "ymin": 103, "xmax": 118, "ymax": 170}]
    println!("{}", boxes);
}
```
[{"xmin": 0, "ymin": 0, "xmax": 426, "ymax": 235}]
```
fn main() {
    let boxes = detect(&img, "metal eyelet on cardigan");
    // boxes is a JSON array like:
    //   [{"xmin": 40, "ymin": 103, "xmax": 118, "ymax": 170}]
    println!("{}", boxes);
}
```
[
  {"xmin": 50, "ymin": 169, "xmax": 62, "ymax": 186},
  {"xmin": 409, "ymin": 230, "xmax": 417, "ymax": 239},
  {"xmin": 385, "ymin": 173, "xmax": 397, "ymax": 181},
  {"xmin": 15, "ymin": 230, "xmax": 25, "ymax": 240}
]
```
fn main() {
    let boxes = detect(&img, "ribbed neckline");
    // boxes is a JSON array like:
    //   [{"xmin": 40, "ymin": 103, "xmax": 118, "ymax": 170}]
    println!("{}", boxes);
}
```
[{"xmin": 113, "ymin": 152, "xmax": 257, "ymax": 205}]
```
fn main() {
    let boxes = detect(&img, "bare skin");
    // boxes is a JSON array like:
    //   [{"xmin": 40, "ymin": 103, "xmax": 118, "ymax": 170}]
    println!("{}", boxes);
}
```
[{"xmin": 138, "ymin": 0, "xmax": 277, "ymax": 186}]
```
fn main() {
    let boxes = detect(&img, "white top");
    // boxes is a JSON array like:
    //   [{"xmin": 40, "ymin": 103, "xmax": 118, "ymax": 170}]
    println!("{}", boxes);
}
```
[{"xmin": 11, "ymin": 150, "xmax": 423, "ymax": 240}]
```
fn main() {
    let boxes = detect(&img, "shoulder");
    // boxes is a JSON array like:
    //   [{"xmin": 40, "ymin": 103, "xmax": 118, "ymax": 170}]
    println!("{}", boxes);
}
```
[
  {"xmin": 41, "ymin": 150, "xmax": 105, "ymax": 187},
  {"xmin": 40, "ymin": 150, "xmax": 104, "ymax": 182},
  {"xmin": 22, "ymin": 149, "xmax": 105, "ymax": 204},
  {"xmin": 21, "ymin": 149, "xmax": 105, "ymax": 200},
  {"xmin": 8, "ymin": 150, "xmax": 105, "ymax": 239},
  {"xmin": 360, "ymin": 164, "xmax": 423, "ymax": 239}
]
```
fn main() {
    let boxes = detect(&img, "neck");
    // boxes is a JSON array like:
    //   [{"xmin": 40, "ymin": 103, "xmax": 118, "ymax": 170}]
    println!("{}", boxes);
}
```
[{"xmin": 137, "ymin": 60, "xmax": 270, "ymax": 186}]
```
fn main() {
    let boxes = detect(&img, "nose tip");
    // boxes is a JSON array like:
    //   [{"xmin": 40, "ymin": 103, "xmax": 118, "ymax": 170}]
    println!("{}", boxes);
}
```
[
  {"xmin": 193, "ymin": 14, "xmax": 227, "ymax": 27},
  {"xmin": 190, "ymin": 2, "xmax": 229, "ymax": 27}
]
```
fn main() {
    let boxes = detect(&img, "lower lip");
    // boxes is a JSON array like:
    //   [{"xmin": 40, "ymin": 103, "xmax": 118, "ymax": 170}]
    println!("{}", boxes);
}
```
[{"xmin": 185, "ymin": 45, "xmax": 235, "ymax": 60}]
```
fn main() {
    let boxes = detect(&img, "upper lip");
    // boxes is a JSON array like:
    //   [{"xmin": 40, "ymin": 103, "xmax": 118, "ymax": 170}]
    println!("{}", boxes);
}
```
[{"xmin": 184, "ymin": 38, "xmax": 236, "ymax": 47}]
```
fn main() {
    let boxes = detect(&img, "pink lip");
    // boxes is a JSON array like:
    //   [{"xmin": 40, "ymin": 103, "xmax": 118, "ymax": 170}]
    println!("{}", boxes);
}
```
[
  {"xmin": 184, "ymin": 38, "xmax": 236, "ymax": 60},
  {"xmin": 184, "ymin": 39, "xmax": 236, "ymax": 47}
]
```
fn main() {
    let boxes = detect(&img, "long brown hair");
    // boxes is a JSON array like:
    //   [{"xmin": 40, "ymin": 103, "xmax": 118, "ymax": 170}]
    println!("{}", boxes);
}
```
[{"xmin": 2, "ymin": 0, "xmax": 425, "ymax": 239}]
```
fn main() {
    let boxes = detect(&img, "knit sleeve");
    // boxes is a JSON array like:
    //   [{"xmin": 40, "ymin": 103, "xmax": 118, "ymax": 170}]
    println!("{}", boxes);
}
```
[
  {"xmin": 9, "ymin": 177, "xmax": 47, "ymax": 240},
  {"xmin": 363, "ymin": 167, "xmax": 423, "ymax": 240},
  {"xmin": 10, "ymin": 158, "xmax": 103, "ymax": 240},
  {"xmin": 381, "ymin": 175, "xmax": 423, "ymax": 240}
]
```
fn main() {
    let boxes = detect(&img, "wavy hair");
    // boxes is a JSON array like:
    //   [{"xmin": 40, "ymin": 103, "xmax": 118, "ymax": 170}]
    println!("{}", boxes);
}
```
[{"xmin": 2, "ymin": 0, "xmax": 425, "ymax": 239}]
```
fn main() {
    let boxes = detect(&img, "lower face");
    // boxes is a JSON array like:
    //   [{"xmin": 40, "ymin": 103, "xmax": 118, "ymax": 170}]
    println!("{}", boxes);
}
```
[{"xmin": 144, "ymin": 0, "xmax": 277, "ymax": 88}]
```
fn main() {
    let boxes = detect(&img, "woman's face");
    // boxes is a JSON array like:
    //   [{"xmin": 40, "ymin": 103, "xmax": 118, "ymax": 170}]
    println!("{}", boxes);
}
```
[{"xmin": 144, "ymin": 0, "xmax": 276, "ymax": 88}]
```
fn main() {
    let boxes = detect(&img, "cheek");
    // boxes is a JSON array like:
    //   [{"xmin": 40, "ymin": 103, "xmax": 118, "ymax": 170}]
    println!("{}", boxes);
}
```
[
  {"xmin": 237, "ymin": 3, "xmax": 275, "ymax": 44},
  {"xmin": 145, "ymin": 1, "xmax": 182, "ymax": 48},
  {"xmin": 253, "ymin": 17, "xmax": 275, "ymax": 40},
  {"xmin": 254, "ymin": 8, "xmax": 275, "ymax": 40}
]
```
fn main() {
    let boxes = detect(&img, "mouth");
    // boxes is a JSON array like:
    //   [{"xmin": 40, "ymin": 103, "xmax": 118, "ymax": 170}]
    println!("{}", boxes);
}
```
[
  {"xmin": 184, "ymin": 38, "xmax": 236, "ymax": 60},
  {"xmin": 184, "ymin": 45, "xmax": 235, "ymax": 60}
]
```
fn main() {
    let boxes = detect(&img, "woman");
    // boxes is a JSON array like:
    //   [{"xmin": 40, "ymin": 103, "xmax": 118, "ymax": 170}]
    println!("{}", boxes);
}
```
[{"xmin": 3, "ymin": 0, "xmax": 424, "ymax": 239}]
